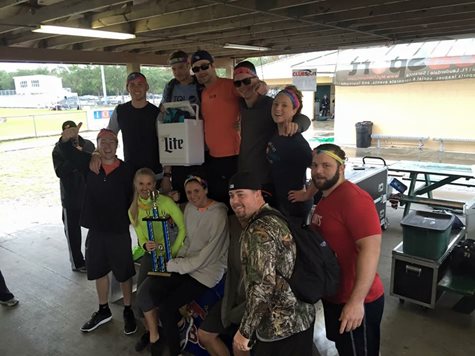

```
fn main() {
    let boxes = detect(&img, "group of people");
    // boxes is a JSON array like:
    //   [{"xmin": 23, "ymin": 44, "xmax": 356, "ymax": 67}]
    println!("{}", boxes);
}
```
[{"xmin": 50, "ymin": 47, "xmax": 384, "ymax": 356}]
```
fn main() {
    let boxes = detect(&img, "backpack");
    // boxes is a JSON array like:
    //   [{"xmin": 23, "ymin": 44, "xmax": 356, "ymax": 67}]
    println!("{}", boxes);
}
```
[{"xmin": 249, "ymin": 208, "xmax": 340, "ymax": 304}]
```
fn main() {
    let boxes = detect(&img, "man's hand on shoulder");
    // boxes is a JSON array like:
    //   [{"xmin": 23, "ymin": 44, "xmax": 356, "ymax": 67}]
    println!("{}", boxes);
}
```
[
  {"xmin": 89, "ymin": 152, "xmax": 101, "ymax": 174},
  {"xmin": 280, "ymin": 122, "xmax": 299, "ymax": 136}
]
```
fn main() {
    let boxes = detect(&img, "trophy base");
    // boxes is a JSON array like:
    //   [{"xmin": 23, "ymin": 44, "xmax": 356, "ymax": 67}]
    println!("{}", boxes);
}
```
[{"xmin": 148, "ymin": 271, "xmax": 172, "ymax": 277}]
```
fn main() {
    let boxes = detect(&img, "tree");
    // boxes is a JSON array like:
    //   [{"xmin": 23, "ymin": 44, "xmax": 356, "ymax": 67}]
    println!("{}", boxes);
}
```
[{"xmin": 0, "ymin": 71, "xmax": 14, "ymax": 90}]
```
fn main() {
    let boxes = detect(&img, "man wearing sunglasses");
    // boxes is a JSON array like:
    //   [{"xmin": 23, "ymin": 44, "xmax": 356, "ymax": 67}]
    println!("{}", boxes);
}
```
[
  {"xmin": 234, "ymin": 61, "xmax": 311, "ymax": 202},
  {"xmin": 190, "ymin": 50, "xmax": 242, "ymax": 206}
]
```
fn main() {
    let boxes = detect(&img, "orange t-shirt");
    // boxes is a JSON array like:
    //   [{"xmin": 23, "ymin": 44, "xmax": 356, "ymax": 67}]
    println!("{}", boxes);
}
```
[{"xmin": 201, "ymin": 78, "xmax": 240, "ymax": 158}]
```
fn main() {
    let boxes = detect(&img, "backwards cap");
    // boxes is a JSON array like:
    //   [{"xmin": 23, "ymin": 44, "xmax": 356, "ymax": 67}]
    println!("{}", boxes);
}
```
[
  {"xmin": 97, "ymin": 128, "xmax": 117, "ymax": 141},
  {"xmin": 228, "ymin": 171, "xmax": 261, "ymax": 191},
  {"xmin": 191, "ymin": 50, "xmax": 214, "ymax": 65},
  {"xmin": 126, "ymin": 72, "xmax": 147, "ymax": 84}
]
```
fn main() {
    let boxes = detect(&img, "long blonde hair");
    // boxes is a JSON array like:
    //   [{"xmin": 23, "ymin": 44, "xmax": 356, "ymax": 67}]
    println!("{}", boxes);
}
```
[{"xmin": 129, "ymin": 167, "xmax": 156, "ymax": 226}]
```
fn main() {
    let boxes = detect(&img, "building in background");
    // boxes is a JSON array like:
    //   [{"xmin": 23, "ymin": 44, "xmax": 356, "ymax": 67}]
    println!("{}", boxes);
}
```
[{"xmin": 0, "ymin": 75, "xmax": 77, "ymax": 109}]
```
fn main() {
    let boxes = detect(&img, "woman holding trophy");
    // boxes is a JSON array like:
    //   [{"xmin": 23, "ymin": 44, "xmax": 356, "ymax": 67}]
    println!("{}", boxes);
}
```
[
  {"xmin": 135, "ymin": 175, "xmax": 229, "ymax": 356},
  {"xmin": 128, "ymin": 167, "xmax": 186, "ymax": 287}
]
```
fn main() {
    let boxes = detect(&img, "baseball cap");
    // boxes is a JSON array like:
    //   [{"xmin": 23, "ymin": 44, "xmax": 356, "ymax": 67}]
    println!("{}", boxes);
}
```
[
  {"xmin": 126, "ymin": 72, "xmax": 147, "ymax": 84},
  {"xmin": 61, "ymin": 120, "xmax": 77, "ymax": 131},
  {"xmin": 228, "ymin": 171, "xmax": 262, "ymax": 191},
  {"xmin": 234, "ymin": 61, "xmax": 257, "ymax": 78},
  {"xmin": 191, "ymin": 50, "xmax": 214, "ymax": 65},
  {"xmin": 97, "ymin": 128, "xmax": 117, "ymax": 141}
]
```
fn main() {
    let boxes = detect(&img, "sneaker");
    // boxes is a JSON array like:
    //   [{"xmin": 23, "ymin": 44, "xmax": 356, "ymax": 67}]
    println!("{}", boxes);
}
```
[
  {"xmin": 80, "ymin": 309, "xmax": 112, "ymax": 332},
  {"xmin": 123, "ymin": 307, "xmax": 137, "ymax": 335},
  {"xmin": 72, "ymin": 266, "xmax": 87, "ymax": 273},
  {"xmin": 135, "ymin": 331, "xmax": 150, "ymax": 352},
  {"xmin": 150, "ymin": 338, "xmax": 165, "ymax": 356},
  {"xmin": 0, "ymin": 297, "xmax": 19, "ymax": 307},
  {"xmin": 178, "ymin": 316, "xmax": 193, "ymax": 351}
]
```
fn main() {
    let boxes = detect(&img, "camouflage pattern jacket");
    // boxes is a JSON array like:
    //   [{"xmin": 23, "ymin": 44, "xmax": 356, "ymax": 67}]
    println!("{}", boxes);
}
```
[{"xmin": 239, "ymin": 204, "xmax": 315, "ymax": 341}]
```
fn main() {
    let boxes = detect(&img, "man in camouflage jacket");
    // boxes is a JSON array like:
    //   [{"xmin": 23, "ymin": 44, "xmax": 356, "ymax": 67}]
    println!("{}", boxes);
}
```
[{"xmin": 228, "ymin": 171, "xmax": 315, "ymax": 356}]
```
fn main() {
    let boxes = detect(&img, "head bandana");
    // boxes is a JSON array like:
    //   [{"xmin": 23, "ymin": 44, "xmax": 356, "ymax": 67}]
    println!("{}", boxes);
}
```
[
  {"xmin": 279, "ymin": 89, "xmax": 301, "ymax": 111},
  {"xmin": 169, "ymin": 56, "xmax": 188, "ymax": 66},
  {"xmin": 316, "ymin": 149, "xmax": 345, "ymax": 165},
  {"xmin": 233, "ymin": 67, "xmax": 257, "ymax": 78}
]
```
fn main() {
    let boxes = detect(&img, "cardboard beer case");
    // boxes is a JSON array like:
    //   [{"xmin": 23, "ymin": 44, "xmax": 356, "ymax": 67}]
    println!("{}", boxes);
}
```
[{"xmin": 157, "ymin": 101, "xmax": 204, "ymax": 166}]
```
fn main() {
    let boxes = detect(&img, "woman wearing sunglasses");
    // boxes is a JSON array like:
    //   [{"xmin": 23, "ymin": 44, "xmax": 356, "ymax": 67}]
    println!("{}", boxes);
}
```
[
  {"xmin": 135, "ymin": 175, "xmax": 229, "ymax": 356},
  {"xmin": 267, "ymin": 85, "xmax": 313, "ymax": 220}
]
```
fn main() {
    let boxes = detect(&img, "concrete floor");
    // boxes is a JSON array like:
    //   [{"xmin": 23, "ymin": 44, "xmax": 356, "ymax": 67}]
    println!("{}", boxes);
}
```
[
  {"xmin": 1, "ymin": 205, "xmax": 474, "ymax": 356},
  {"xmin": 1, "ymin": 123, "xmax": 475, "ymax": 356}
]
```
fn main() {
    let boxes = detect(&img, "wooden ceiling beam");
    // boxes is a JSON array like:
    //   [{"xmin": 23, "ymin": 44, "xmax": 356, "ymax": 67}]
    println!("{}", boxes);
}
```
[{"xmin": 0, "ymin": 0, "xmax": 130, "ymax": 34}]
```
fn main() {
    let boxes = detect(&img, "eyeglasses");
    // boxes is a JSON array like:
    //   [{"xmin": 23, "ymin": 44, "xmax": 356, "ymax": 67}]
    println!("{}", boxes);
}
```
[
  {"xmin": 191, "ymin": 63, "xmax": 211, "ymax": 73},
  {"xmin": 233, "ymin": 77, "xmax": 256, "ymax": 87}
]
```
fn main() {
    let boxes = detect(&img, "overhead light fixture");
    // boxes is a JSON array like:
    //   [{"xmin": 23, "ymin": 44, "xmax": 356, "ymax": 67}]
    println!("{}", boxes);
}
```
[
  {"xmin": 33, "ymin": 25, "xmax": 136, "ymax": 40},
  {"xmin": 223, "ymin": 43, "xmax": 270, "ymax": 51}
]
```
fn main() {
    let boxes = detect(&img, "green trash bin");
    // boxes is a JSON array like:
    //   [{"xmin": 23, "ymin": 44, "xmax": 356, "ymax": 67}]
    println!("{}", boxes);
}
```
[{"xmin": 401, "ymin": 210, "xmax": 455, "ymax": 260}]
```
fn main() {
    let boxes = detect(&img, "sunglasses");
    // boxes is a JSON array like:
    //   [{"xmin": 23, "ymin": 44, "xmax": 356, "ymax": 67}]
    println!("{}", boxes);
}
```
[
  {"xmin": 191, "ymin": 63, "xmax": 211, "ymax": 73},
  {"xmin": 233, "ymin": 77, "xmax": 256, "ymax": 87}
]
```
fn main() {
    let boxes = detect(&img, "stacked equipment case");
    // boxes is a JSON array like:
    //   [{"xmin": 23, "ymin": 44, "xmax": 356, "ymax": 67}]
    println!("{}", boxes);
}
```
[{"xmin": 346, "ymin": 156, "xmax": 388, "ymax": 229}]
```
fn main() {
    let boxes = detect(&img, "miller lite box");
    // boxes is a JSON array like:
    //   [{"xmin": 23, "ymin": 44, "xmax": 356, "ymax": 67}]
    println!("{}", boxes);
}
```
[{"xmin": 158, "ymin": 102, "xmax": 204, "ymax": 166}]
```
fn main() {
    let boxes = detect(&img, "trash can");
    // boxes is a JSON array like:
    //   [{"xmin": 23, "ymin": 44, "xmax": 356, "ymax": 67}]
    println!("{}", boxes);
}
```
[
  {"xmin": 355, "ymin": 121, "xmax": 373, "ymax": 148},
  {"xmin": 401, "ymin": 210, "xmax": 455, "ymax": 260}
]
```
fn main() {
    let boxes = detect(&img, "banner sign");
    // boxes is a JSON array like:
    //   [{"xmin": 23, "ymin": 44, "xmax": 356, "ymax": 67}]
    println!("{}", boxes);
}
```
[
  {"xmin": 336, "ymin": 52, "xmax": 475, "ymax": 86},
  {"xmin": 292, "ymin": 69, "xmax": 316, "ymax": 91}
]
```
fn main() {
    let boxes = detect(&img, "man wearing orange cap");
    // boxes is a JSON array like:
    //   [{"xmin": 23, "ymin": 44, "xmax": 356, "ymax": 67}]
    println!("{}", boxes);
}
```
[
  {"xmin": 95, "ymin": 72, "xmax": 161, "ymax": 175},
  {"xmin": 60, "ymin": 124, "xmax": 137, "ymax": 336}
]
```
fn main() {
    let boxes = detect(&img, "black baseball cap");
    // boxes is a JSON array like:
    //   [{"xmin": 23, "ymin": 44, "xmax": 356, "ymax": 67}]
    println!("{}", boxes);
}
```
[
  {"xmin": 61, "ymin": 120, "xmax": 77, "ymax": 131},
  {"xmin": 228, "ymin": 171, "xmax": 262, "ymax": 191}
]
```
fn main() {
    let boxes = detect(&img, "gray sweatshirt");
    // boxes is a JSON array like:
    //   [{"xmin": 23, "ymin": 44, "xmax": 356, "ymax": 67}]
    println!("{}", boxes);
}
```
[{"xmin": 166, "ymin": 201, "xmax": 229, "ymax": 288}]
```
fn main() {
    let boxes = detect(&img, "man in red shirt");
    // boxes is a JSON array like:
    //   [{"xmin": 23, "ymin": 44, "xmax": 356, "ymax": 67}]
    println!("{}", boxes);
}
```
[{"xmin": 310, "ymin": 143, "xmax": 384, "ymax": 356}]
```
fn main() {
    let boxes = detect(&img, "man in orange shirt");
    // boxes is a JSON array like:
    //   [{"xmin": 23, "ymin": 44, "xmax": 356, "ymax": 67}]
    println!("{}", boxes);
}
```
[{"xmin": 191, "ymin": 50, "xmax": 241, "ymax": 205}]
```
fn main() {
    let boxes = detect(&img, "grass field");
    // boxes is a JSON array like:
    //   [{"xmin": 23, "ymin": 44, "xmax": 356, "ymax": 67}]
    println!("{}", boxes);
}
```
[{"xmin": 0, "ymin": 108, "xmax": 89, "ymax": 141}]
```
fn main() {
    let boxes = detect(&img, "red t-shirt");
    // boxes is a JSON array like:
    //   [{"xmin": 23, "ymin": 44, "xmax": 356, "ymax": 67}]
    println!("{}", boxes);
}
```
[
  {"xmin": 311, "ymin": 180, "xmax": 384, "ymax": 304},
  {"xmin": 201, "ymin": 78, "xmax": 240, "ymax": 158}
]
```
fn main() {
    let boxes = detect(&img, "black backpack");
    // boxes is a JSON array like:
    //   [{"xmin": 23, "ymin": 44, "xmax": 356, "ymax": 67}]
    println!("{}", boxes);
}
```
[{"xmin": 249, "ymin": 208, "xmax": 340, "ymax": 304}]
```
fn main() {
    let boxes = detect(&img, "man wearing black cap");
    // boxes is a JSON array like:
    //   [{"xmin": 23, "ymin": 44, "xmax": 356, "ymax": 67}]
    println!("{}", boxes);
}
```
[
  {"xmin": 190, "ymin": 50, "xmax": 241, "ymax": 205},
  {"xmin": 227, "ymin": 171, "xmax": 315, "ymax": 356},
  {"xmin": 94, "ymin": 72, "xmax": 161, "ymax": 175},
  {"xmin": 52, "ymin": 120, "xmax": 95, "ymax": 272}
]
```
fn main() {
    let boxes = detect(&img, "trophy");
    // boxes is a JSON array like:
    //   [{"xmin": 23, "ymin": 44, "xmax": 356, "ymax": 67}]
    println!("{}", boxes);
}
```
[{"xmin": 143, "ymin": 190, "xmax": 172, "ymax": 277}]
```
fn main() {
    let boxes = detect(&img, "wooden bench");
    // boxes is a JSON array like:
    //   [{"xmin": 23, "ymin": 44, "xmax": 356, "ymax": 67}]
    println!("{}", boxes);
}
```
[
  {"xmin": 371, "ymin": 134, "xmax": 429, "ymax": 149},
  {"xmin": 433, "ymin": 137, "xmax": 475, "ymax": 152},
  {"xmin": 439, "ymin": 269, "xmax": 475, "ymax": 313},
  {"xmin": 399, "ymin": 195, "xmax": 465, "ymax": 211}
]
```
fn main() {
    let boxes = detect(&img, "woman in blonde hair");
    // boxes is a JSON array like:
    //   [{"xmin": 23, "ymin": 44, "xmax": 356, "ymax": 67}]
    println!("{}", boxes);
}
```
[
  {"xmin": 129, "ymin": 168, "xmax": 186, "ymax": 286},
  {"xmin": 267, "ymin": 85, "xmax": 313, "ymax": 220}
]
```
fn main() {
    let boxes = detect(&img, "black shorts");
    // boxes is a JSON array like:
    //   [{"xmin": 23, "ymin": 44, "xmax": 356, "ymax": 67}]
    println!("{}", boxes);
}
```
[
  {"xmin": 199, "ymin": 300, "xmax": 238, "ymax": 337},
  {"xmin": 322, "ymin": 295, "xmax": 384, "ymax": 356},
  {"xmin": 85, "ymin": 230, "xmax": 136, "ymax": 282}
]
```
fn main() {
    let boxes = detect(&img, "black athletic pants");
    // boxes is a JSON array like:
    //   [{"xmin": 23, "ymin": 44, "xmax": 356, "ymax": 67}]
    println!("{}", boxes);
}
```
[
  {"xmin": 62, "ymin": 208, "xmax": 85, "ymax": 269},
  {"xmin": 323, "ymin": 295, "xmax": 384, "ymax": 356}
]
